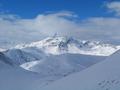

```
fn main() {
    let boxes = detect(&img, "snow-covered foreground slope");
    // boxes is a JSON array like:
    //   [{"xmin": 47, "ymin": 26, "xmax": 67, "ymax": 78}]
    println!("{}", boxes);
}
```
[
  {"xmin": 0, "ymin": 52, "xmax": 66, "ymax": 90},
  {"xmin": 14, "ymin": 36, "xmax": 120, "ymax": 56},
  {"xmin": 0, "ymin": 51, "xmax": 106, "ymax": 90},
  {"xmin": 41, "ymin": 50, "xmax": 120, "ymax": 90},
  {"xmin": 0, "ymin": 67, "xmax": 42, "ymax": 90},
  {"xmin": 21, "ymin": 54, "xmax": 105, "ymax": 82},
  {"xmin": 0, "ymin": 52, "xmax": 41, "ymax": 90}
]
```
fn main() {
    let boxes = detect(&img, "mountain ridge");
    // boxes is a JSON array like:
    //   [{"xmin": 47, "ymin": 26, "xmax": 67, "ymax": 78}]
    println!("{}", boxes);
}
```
[{"xmin": 13, "ymin": 36, "xmax": 120, "ymax": 56}]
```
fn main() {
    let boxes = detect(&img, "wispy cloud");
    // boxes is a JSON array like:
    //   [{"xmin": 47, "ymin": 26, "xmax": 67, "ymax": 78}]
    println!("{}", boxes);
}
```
[{"xmin": 106, "ymin": 1, "xmax": 120, "ymax": 16}]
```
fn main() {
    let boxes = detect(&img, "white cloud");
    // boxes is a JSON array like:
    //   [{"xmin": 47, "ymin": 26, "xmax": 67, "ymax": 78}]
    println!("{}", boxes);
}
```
[
  {"xmin": 1, "ymin": 10, "xmax": 120, "ymax": 48},
  {"xmin": 106, "ymin": 1, "xmax": 120, "ymax": 16},
  {"xmin": 0, "ymin": 11, "xmax": 79, "ymax": 47},
  {"xmin": 78, "ymin": 17, "xmax": 120, "ymax": 42}
]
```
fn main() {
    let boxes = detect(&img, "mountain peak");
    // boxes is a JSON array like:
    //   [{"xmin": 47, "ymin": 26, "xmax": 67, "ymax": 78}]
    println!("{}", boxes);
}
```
[{"xmin": 13, "ymin": 36, "xmax": 120, "ymax": 56}]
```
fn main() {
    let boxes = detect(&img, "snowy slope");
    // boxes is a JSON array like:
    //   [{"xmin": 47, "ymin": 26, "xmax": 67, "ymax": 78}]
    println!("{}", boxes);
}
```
[
  {"xmin": 0, "ymin": 52, "xmax": 63, "ymax": 90},
  {"xmin": 0, "ymin": 63, "xmax": 53, "ymax": 90},
  {"xmin": 0, "ymin": 52, "xmax": 14, "ymax": 68},
  {"xmin": 41, "ymin": 50, "xmax": 120, "ymax": 90},
  {"xmin": 14, "ymin": 36, "xmax": 120, "ymax": 56},
  {"xmin": 21, "ymin": 54, "xmax": 105, "ymax": 82},
  {"xmin": 0, "ymin": 52, "xmax": 40, "ymax": 90},
  {"xmin": 0, "ymin": 52, "xmax": 106, "ymax": 90},
  {"xmin": 4, "ymin": 48, "xmax": 46, "ymax": 65}
]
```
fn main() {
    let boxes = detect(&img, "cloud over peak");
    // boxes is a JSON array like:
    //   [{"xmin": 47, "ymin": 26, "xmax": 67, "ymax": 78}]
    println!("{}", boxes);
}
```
[{"xmin": 1, "ymin": 6, "xmax": 120, "ymax": 48}]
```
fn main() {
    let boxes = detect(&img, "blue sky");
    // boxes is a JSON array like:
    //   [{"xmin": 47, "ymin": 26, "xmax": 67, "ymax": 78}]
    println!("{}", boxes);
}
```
[
  {"xmin": 0, "ymin": 0, "xmax": 120, "ymax": 46},
  {"xmin": 0, "ymin": 0, "xmax": 116, "ymax": 19}
]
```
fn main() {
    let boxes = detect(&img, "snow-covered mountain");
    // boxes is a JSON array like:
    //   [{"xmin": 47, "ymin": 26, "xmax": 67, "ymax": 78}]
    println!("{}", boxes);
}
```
[
  {"xmin": 41, "ymin": 50, "xmax": 120, "ymax": 90},
  {"xmin": 0, "ymin": 50, "xmax": 106, "ymax": 90},
  {"xmin": 0, "ymin": 49, "xmax": 106, "ymax": 90},
  {"xmin": 0, "ymin": 46, "xmax": 120, "ymax": 90},
  {"xmin": 1, "ymin": 36, "xmax": 119, "ymax": 85},
  {"xmin": 2, "ymin": 36, "xmax": 118, "ymax": 72},
  {"xmin": 2, "ymin": 36, "xmax": 117, "ymax": 66},
  {"xmin": 4, "ymin": 48, "xmax": 45, "ymax": 65},
  {"xmin": 0, "ymin": 36, "xmax": 109, "ymax": 88},
  {"xmin": 14, "ymin": 36, "xmax": 120, "ymax": 56},
  {"xmin": 0, "ymin": 36, "xmax": 120, "ymax": 90}
]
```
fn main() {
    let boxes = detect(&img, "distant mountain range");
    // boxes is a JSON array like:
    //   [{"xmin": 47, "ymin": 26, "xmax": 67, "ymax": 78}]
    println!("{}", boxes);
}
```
[{"xmin": 13, "ymin": 36, "xmax": 120, "ymax": 56}]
